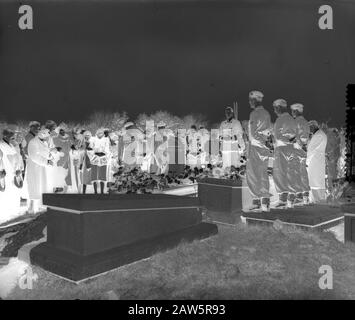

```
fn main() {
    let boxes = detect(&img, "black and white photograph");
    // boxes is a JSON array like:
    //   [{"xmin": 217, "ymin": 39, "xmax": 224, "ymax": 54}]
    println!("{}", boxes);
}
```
[{"xmin": 0, "ymin": 0, "xmax": 355, "ymax": 306}]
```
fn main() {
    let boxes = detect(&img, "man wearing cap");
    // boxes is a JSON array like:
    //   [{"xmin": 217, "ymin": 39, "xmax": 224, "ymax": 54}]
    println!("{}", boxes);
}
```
[
  {"xmin": 290, "ymin": 103, "xmax": 311, "ymax": 205},
  {"xmin": 121, "ymin": 122, "xmax": 145, "ymax": 170},
  {"xmin": 21, "ymin": 121, "xmax": 41, "ymax": 159},
  {"xmin": 186, "ymin": 125, "xmax": 200, "ymax": 168},
  {"xmin": 325, "ymin": 127, "xmax": 341, "ymax": 194},
  {"xmin": 89, "ymin": 128, "xmax": 111, "ymax": 194},
  {"xmin": 0, "ymin": 128, "xmax": 25, "ymax": 223},
  {"xmin": 155, "ymin": 121, "xmax": 174, "ymax": 174},
  {"xmin": 307, "ymin": 120, "xmax": 328, "ymax": 203},
  {"xmin": 52, "ymin": 123, "xmax": 72, "ymax": 192},
  {"xmin": 140, "ymin": 120, "xmax": 156, "ymax": 173},
  {"xmin": 26, "ymin": 128, "xmax": 54, "ymax": 213},
  {"xmin": 219, "ymin": 105, "xmax": 245, "ymax": 169},
  {"xmin": 272, "ymin": 99, "xmax": 298, "ymax": 209},
  {"xmin": 246, "ymin": 91, "xmax": 273, "ymax": 212},
  {"xmin": 198, "ymin": 125, "xmax": 210, "ymax": 167},
  {"xmin": 44, "ymin": 120, "xmax": 65, "ymax": 192}
]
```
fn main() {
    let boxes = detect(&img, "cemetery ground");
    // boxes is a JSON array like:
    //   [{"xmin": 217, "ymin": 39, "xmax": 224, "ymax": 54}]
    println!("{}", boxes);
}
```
[{"xmin": 2, "ymin": 216, "xmax": 355, "ymax": 300}]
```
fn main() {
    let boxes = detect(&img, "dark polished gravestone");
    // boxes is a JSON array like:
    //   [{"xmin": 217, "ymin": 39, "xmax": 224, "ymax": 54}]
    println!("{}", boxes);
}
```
[
  {"xmin": 197, "ymin": 177, "xmax": 246, "ymax": 224},
  {"xmin": 30, "ymin": 194, "xmax": 218, "ymax": 282},
  {"xmin": 243, "ymin": 204, "xmax": 344, "ymax": 230},
  {"xmin": 342, "ymin": 203, "xmax": 355, "ymax": 242}
]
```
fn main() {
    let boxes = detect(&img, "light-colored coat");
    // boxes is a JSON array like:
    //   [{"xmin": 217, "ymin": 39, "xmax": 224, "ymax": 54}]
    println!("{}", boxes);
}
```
[
  {"xmin": 25, "ymin": 136, "xmax": 52, "ymax": 201},
  {"xmin": 307, "ymin": 129, "xmax": 328, "ymax": 197},
  {"xmin": 0, "ymin": 140, "xmax": 24, "ymax": 222}
]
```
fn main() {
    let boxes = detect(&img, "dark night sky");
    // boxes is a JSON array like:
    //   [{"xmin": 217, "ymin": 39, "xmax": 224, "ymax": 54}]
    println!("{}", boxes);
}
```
[{"xmin": 0, "ymin": 0, "xmax": 354, "ymax": 126}]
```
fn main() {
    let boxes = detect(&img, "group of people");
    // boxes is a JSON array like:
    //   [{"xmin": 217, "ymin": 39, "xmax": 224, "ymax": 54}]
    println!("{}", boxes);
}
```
[
  {"xmin": 244, "ymin": 91, "xmax": 332, "ymax": 212},
  {"xmin": 0, "ymin": 89, "xmax": 341, "ymax": 220}
]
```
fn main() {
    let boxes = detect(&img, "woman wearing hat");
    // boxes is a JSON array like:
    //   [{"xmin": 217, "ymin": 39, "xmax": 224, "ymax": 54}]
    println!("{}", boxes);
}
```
[{"xmin": 0, "ymin": 127, "xmax": 26, "ymax": 223}]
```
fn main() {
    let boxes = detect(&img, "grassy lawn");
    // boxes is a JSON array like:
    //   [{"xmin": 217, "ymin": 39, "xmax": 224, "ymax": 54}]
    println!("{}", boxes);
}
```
[{"xmin": 6, "ymin": 222, "xmax": 355, "ymax": 300}]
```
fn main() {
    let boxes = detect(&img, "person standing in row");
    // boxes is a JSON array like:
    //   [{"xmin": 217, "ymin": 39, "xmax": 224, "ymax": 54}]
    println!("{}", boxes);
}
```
[
  {"xmin": 0, "ymin": 128, "xmax": 25, "ymax": 223},
  {"xmin": 307, "ymin": 120, "xmax": 328, "ymax": 203},
  {"xmin": 219, "ymin": 106, "xmax": 245, "ymax": 169},
  {"xmin": 90, "ymin": 128, "xmax": 110, "ymax": 194},
  {"xmin": 290, "ymin": 103, "xmax": 311, "ymax": 205},
  {"xmin": 325, "ymin": 127, "xmax": 341, "ymax": 195},
  {"xmin": 79, "ymin": 130, "xmax": 93, "ymax": 194},
  {"xmin": 272, "ymin": 99, "xmax": 298, "ymax": 209},
  {"xmin": 26, "ymin": 128, "xmax": 54, "ymax": 213},
  {"xmin": 21, "ymin": 121, "xmax": 41, "ymax": 161},
  {"xmin": 246, "ymin": 91, "xmax": 272, "ymax": 212},
  {"xmin": 52, "ymin": 123, "xmax": 72, "ymax": 192},
  {"xmin": 186, "ymin": 125, "xmax": 200, "ymax": 168}
]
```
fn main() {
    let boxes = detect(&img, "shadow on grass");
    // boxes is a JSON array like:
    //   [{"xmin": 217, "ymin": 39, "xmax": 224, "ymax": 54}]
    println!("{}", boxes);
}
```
[{"xmin": 7, "ymin": 223, "xmax": 355, "ymax": 300}]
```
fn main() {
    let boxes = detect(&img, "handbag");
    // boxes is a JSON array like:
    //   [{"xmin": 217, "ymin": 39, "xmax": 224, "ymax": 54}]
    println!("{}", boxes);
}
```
[{"xmin": 14, "ymin": 174, "xmax": 23, "ymax": 189}]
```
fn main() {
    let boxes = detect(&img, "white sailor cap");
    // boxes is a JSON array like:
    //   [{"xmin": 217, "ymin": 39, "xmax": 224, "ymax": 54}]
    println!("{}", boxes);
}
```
[
  {"xmin": 290, "ymin": 103, "xmax": 304, "ymax": 112},
  {"xmin": 273, "ymin": 99, "xmax": 287, "ymax": 108},
  {"xmin": 56, "ymin": 122, "xmax": 69, "ymax": 133},
  {"xmin": 308, "ymin": 120, "xmax": 319, "ymax": 128},
  {"xmin": 29, "ymin": 121, "xmax": 41, "ymax": 128},
  {"xmin": 123, "ymin": 122, "xmax": 134, "ymax": 129},
  {"xmin": 249, "ymin": 90, "xmax": 264, "ymax": 102},
  {"xmin": 157, "ymin": 121, "xmax": 166, "ymax": 128}
]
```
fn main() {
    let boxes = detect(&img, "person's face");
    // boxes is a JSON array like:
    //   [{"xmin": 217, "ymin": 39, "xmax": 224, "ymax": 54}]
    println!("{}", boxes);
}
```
[
  {"xmin": 309, "ymin": 124, "xmax": 317, "ymax": 134},
  {"xmin": 97, "ymin": 131, "xmax": 104, "ymax": 139},
  {"xmin": 4, "ymin": 133, "xmax": 16, "ymax": 144},
  {"xmin": 49, "ymin": 124, "xmax": 56, "ymax": 133},
  {"xmin": 225, "ymin": 109, "xmax": 233, "ymax": 120},
  {"xmin": 30, "ymin": 125, "xmax": 40, "ymax": 135},
  {"xmin": 273, "ymin": 105, "xmax": 281, "ymax": 116},
  {"xmin": 111, "ymin": 136, "xmax": 119, "ymax": 144},
  {"xmin": 249, "ymin": 98, "xmax": 256, "ymax": 109},
  {"xmin": 291, "ymin": 109, "xmax": 297, "ymax": 119},
  {"xmin": 59, "ymin": 129, "xmax": 66, "ymax": 136}
]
